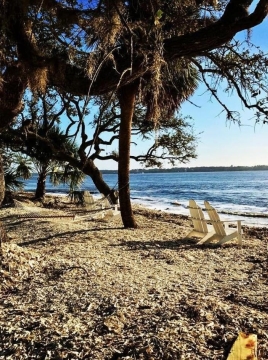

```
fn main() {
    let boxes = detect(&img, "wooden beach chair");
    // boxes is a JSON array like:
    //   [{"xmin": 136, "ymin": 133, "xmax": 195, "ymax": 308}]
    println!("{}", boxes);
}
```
[
  {"xmin": 70, "ymin": 190, "xmax": 109, "ymax": 209},
  {"xmin": 83, "ymin": 191, "xmax": 118, "ymax": 212},
  {"xmin": 82, "ymin": 191, "xmax": 95, "ymax": 208},
  {"xmin": 98, "ymin": 194, "xmax": 121, "ymax": 222},
  {"xmin": 70, "ymin": 190, "xmax": 95, "ymax": 208},
  {"xmin": 99, "ymin": 207, "xmax": 121, "ymax": 222},
  {"xmin": 197, "ymin": 201, "xmax": 243, "ymax": 246},
  {"xmin": 72, "ymin": 193, "xmax": 121, "ymax": 223},
  {"xmin": 185, "ymin": 200, "xmax": 215, "ymax": 242}
]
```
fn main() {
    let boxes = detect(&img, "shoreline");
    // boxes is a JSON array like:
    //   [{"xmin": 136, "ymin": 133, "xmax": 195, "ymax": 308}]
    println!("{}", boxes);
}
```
[
  {"xmin": 22, "ymin": 169, "xmax": 268, "ymax": 228},
  {"xmin": 131, "ymin": 198, "xmax": 268, "ymax": 228},
  {"xmin": 10, "ymin": 190, "xmax": 268, "ymax": 228},
  {"xmin": 1, "ymin": 190, "xmax": 268, "ymax": 239}
]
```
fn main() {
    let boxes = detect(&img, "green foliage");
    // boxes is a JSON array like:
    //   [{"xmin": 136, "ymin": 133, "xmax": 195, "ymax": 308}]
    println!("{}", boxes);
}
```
[
  {"xmin": 2, "ymin": 151, "xmax": 31, "ymax": 192},
  {"xmin": 1, "ymin": 0, "xmax": 268, "ymax": 127},
  {"xmin": 50, "ymin": 164, "xmax": 85, "ymax": 193},
  {"xmin": 14, "ymin": 156, "xmax": 32, "ymax": 180},
  {"xmin": 4, "ymin": 171, "xmax": 24, "ymax": 192}
]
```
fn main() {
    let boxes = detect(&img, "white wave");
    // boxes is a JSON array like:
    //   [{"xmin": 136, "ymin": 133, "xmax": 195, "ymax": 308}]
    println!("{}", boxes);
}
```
[{"xmin": 131, "ymin": 197, "xmax": 268, "ymax": 227}]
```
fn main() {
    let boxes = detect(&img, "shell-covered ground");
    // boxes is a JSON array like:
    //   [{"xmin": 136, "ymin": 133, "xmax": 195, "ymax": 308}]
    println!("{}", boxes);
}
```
[{"xmin": 0, "ymin": 193, "xmax": 267, "ymax": 359}]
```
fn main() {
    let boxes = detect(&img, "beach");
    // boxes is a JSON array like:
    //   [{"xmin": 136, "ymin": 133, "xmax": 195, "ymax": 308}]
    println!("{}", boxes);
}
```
[{"xmin": 0, "ymin": 193, "xmax": 268, "ymax": 359}]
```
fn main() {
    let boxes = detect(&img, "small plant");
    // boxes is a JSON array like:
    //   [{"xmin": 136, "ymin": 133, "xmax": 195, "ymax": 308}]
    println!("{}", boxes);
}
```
[
  {"xmin": 68, "ymin": 190, "xmax": 86, "ymax": 205},
  {"xmin": 50, "ymin": 164, "xmax": 85, "ymax": 197}
]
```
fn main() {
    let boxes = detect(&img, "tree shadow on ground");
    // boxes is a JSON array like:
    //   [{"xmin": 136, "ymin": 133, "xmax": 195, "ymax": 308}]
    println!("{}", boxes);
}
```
[
  {"xmin": 110, "ymin": 238, "xmax": 242, "ymax": 252},
  {"xmin": 6, "ymin": 225, "xmax": 123, "ymax": 247}
]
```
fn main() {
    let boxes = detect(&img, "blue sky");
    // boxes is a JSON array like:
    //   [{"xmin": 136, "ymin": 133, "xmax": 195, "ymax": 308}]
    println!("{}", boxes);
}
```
[
  {"xmin": 183, "ymin": 17, "xmax": 268, "ymax": 169},
  {"xmin": 93, "ymin": 7, "xmax": 268, "ymax": 170},
  {"xmin": 180, "ymin": 90, "xmax": 268, "ymax": 168}
]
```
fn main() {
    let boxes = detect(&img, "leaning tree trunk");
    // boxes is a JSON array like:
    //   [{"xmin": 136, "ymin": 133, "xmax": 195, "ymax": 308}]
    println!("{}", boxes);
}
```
[
  {"xmin": 35, "ymin": 170, "xmax": 47, "ymax": 199},
  {"xmin": 0, "ymin": 152, "xmax": 5, "ymax": 206},
  {"xmin": 81, "ymin": 160, "xmax": 118, "ymax": 204},
  {"xmin": 117, "ymin": 83, "xmax": 138, "ymax": 228},
  {"xmin": 54, "ymin": 153, "xmax": 117, "ymax": 204}
]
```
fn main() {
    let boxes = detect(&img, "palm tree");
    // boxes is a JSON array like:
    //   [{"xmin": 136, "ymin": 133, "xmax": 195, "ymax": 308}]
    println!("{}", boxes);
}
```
[
  {"xmin": 4, "ymin": 152, "xmax": 32, "ymax": 192},
  {"xmin": 1, "ymin": 152, "xmax": 32, "ymax": 204},
  {"xmin": 50, "ymin": 163, "xmax": 85, "ymax": 196},
  {"xmin": 118, "ymin": 61, "xmax": 200, "ymax": 227},
  {"xmin": 33, "ymin": 159, "xmax": 55, "ymax": 199},
  {"xmin": 24, "ymin": 125, "xmax": 82, "ymax": 199},
  {"xmin": 14, "ymin": 155, "xmax": 32, "ymax": 180},
  {"xmin": 33, "ymin": 157, "xmax": 85, "ymax": 200}
]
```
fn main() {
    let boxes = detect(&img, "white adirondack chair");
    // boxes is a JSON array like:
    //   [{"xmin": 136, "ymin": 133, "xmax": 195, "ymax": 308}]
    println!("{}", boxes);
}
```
[
  {"xmin": 83, "ymin": 191, "xmax": 95, "ymax": 208},
  {"xmin": 197, "ymin": 201, "xmax": 243, "ymax": 246},
  {"xmin": 99, "ymin": 195, "xmax": 121, "ymax": 222},
  {"xmin": 186, "ymin": 200, "xmax": 215, "ymax": 242},
  {"xmin": 84, "ymin": 192, "xmax": 117, "ymax": 212},
  {"xmin": 99, "ymin": 207, "xmax": 121, "ymax": 222}
]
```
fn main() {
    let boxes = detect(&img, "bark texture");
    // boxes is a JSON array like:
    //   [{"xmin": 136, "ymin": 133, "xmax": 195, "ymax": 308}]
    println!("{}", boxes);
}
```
[
  {"xmin": 35, "ymin": 170, "xmax": 47, "ymax": 199},
  {"xmin": 118, "ymin": 83, "xmax": 139, "ymax": 228},
  {"xmin": 64, "ymin": 156, "xmax": 117, "ymax": 203},
  {"xmin": 0, "ymin": 153, "xmax": 5, "ymax": 206}
]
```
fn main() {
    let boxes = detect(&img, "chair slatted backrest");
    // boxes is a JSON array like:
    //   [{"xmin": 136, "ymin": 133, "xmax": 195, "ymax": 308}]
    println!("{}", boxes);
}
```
[
  {"xmin": 204, "ymin": 201, "xmax": 226, "ymax": 236},
  {"xmin": 189, "ymin": 200, "xmax": 208, "ymax": 233},
  {"xmin": 103, "ymin": 195, "xmax": 112, "ymax": 207},
  {"xmin": 83, "ymin": 191, "xmax": 95, "ymax": 206},
  {"xmin": 100, "ymin": 194, "xmax": 119, "ymax": 210}
]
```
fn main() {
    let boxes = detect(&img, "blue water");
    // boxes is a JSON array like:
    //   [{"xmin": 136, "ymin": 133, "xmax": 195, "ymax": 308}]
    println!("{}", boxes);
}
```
[{"xmin": 24, "ymin": 171, "xmax": 268, "ymax": 227}]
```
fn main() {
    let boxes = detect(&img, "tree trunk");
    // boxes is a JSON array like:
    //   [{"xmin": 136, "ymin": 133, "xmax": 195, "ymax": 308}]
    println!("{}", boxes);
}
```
[
  {"xmin": 80, "ymin": 160, "xmax": 118, "ymax": 204},
  {"xmin": 0, "ymin": 220, "xmax": 7, "ymax": 268},
  {"xmin": 0, "ymin": 65, "xmax": 27, "ymax": 131},
  {"xmin": 118, "ymin": 83, "xmax": 139, "ymax": 228},
  {"xmin": 0, "ymin": 153, "xmax": 5, "ymax": 206},
  {"xmin": 0, "ymin": 152, "xmax": 6, "ymax": 268},
  {"xmin": 35, "ymin": 170, "xmax": 47, "ymax": 199},
  {"xmin": 49, "ymin": 153, "xmax": 117, "ymax": 204}
]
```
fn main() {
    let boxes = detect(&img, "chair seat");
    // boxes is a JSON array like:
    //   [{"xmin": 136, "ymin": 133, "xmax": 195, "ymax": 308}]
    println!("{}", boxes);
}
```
[{"xmin": 186, "ymin": 200, "xmax": 215, "ymax": 242}]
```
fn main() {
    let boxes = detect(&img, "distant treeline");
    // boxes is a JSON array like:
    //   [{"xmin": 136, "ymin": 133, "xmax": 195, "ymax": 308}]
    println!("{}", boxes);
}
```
[{"xmin": 102, "ymin": 165, "xmax": 268, "ymax": 174}]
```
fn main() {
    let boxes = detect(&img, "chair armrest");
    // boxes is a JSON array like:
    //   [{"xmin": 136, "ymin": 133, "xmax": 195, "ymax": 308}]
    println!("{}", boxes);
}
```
[
  {"xmin": 220, "ymin": 219, "xmax": 243, "ymax": 223},
  {"xmin": 221, "ymin": 220, "xmax": 243, "ymax": 234},
  {"xmin": 189, "ymin": 217, "xmax": 211, "ymax": 222}
]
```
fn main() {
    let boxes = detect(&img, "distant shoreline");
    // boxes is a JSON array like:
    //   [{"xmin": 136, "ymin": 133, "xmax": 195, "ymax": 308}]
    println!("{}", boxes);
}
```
[{"xmin": 101, "ymin": 165, "xmax": 268, "ymax": 174}]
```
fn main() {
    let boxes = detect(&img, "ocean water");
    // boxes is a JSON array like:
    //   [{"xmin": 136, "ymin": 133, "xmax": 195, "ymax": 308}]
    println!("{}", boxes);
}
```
[{"xmin": 24, "ymin": 170, "xmax": 268, "ymax": 227}]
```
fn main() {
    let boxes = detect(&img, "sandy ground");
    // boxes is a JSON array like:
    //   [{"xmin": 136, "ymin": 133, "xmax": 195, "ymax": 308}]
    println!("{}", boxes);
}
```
[{"xmin": 0, "ymin": 193, "xmax": 268, "ymax": 359}]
